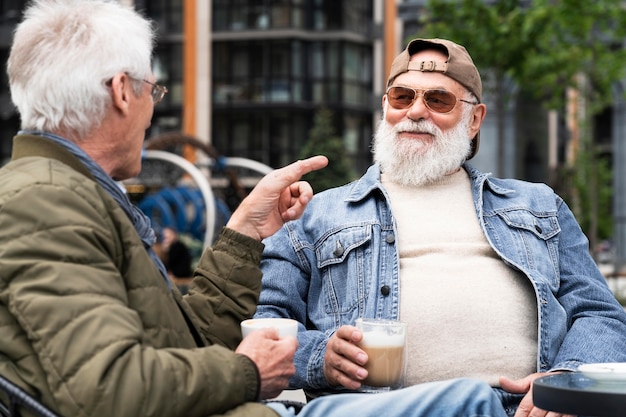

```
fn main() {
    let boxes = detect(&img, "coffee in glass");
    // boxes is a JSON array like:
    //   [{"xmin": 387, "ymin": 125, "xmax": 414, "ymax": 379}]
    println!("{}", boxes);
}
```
[{"xmin": 355, "ymin": 318, "xmax": 407, "ymax": 391}]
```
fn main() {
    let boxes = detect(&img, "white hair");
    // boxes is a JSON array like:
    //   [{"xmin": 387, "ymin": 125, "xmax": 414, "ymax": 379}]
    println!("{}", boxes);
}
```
[
  {"xmin": 7, "ymin": 0, "xmax": 156, "ymax": 139},
  {"xmin": 372, "ymin": 101, "xmax": 475, "ymax": 187}
]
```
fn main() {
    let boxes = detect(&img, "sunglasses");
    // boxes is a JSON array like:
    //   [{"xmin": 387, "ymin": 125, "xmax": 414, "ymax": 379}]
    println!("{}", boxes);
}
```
[{"xmin": 386, "ymin": 86, "xmax": 477, "ymax": 114}]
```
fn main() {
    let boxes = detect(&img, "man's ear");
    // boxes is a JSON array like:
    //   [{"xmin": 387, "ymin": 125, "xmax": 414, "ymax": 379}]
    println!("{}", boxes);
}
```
[
  {"xmin": 468, "ymin": 103, "xmax": 487, "ymax": 139},
  {"xmin": 109, "ymin": 72, "xmax": 132, "ymax": 116}
]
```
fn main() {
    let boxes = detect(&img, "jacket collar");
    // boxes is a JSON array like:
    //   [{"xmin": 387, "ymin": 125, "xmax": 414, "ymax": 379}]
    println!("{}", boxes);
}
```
[
  {"xmin": 11, "ymin": 134, "xmax": 94, "ymax": 180},
  {"xmin": 345, "ymin": 164, "xmax": 386, "ymax": 203},
  {"xmin": 464, "ymin": 163, "xmax": 517, "ymax": 196},
  {"xmin": 344, "ymin": 162, "xmax": 516, "ymax": 204}
]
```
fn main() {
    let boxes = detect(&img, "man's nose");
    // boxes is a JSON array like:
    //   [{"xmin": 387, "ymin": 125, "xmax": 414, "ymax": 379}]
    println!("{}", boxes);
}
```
[{"xmin": 406, "ymin": 92, "xmax": 430, "ymax": 120}]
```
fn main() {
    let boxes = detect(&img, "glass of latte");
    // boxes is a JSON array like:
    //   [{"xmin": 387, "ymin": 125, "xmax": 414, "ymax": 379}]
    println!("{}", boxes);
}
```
[{"xmin": 355, "ymin": 318, "xmax": 407, "ymax": 392}]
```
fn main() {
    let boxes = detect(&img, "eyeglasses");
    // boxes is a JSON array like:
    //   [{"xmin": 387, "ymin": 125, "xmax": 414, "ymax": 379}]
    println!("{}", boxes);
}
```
[
  {"xmin": 386, "ymin": 86, "xmax": 477, "ymax": 114},
  {"xmin": 143, "ymin": 79, "xmax": 168, "ymax": 105}
]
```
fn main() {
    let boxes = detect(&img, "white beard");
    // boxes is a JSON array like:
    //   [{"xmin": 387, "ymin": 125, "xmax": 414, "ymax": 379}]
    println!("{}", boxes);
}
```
[{"xmin": 372, "ymin": 106, "xmax": 473, "ymax": 187}]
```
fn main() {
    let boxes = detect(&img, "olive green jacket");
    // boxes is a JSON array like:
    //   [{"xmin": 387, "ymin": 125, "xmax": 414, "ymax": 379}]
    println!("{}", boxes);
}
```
[{"xmin": 0, "ymin": 135, "xmax": 279, "ymax": 417}]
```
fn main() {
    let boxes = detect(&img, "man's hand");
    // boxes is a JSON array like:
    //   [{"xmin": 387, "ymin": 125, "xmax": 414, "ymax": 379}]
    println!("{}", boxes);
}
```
[
  {"xmin": 323, "ymin": 325, "xmax": 369, "ymax": 390},
  {"xmin": 236, "ymin": 328, "xmax": 298, "ymax": 400},
  {"xmin": 226, "ymin": 156, "xmax": 328, "ymax": 240},
  {"xmin": 500, "ymin": 373, "xmax": 575, "ymax": 417}
]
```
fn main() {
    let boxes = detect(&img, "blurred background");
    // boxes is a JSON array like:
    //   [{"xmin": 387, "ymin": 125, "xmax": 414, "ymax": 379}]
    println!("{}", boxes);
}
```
[{"xmin": 1, "ymin": 0, "xmax": 625, "ymax": 302}]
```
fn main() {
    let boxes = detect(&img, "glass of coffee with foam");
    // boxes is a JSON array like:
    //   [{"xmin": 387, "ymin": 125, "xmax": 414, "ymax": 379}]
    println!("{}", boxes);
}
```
[{"xmin": 355, "ymin": 318, "xmax": 407, "ymax": 392}]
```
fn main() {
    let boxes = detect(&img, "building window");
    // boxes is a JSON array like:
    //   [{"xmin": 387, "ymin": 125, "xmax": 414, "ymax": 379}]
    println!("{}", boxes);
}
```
[
  {"xmin": 141, "ymin": 0, "xmax": 183, "ymax": 33},
  {"xmin": 213, "ymin": 111, "xmax": 308, "ymax": 167},
  {"xmin": 211, "ymin": 0, "xmax": 374, "ymax": 32},
  {"xmin": 139, "ymin": 0, "xmax": 183, "ymax": 137},
  {"xmin": 213, "ymin": 0, "xmax": 306, "ymax": 31},
  {"xmin": 312, "ymin": 0, "xmax": 341, "ymax": 30},
  {"xmin": 343, "ymin": 0, "xmax": 371, "ymax": 34},
  {"xmin": 211, "ymin": 0, "xmax": 375, "ymax": 173},
  {"xmin": 211, "ymin": 0, "xmax": 372, "ymax": 35},
  {"xmin": 214, "ymin": 40, "xmax": 371, "ymax": 107},
  {"xmin": 343, "ymin": 44, "xmax": 372, "ymax": 105},
  {"xmin": 0, "ymin": 0, "xmax": 23, "ymax": 23}
]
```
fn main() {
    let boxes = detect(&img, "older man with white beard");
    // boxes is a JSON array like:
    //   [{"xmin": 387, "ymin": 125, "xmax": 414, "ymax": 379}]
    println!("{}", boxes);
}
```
[{"xmin": 255, "ymin": 38, "xmax": 626, "ymax": 417}]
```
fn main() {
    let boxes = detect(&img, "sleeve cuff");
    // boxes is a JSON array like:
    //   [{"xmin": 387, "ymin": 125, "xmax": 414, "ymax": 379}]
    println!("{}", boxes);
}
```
[
  {"xmin": 214, "ymin": 227, "xmax": 265, "ymax": 265},
  {"xmin": 237, "ymin": 353, "xmax": 262, "ymax": 401}
]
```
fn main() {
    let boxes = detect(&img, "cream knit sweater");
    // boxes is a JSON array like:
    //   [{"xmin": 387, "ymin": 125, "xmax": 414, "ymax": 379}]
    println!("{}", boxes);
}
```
[{"xmin": 382, "ymin": 169, "xmax": 537, "ymax": 387}]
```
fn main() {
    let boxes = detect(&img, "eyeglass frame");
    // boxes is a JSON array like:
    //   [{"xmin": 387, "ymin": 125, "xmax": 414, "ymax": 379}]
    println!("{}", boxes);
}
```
[
  {"xmin": 142, "ymin": 79, "xmax": 168, "ymax": 105},
  {"xmin": 386, "ymin": 85, "xmax": 477, "ymax": 114},
  {"xmin": 105, "ymin": 75, "xmax": 168, "ymax": 105}
]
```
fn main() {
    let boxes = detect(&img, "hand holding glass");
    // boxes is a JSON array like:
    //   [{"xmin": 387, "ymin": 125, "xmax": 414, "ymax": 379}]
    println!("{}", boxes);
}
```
[{"xmin": 355, "ymin": 318, "xmax": 407, "ymax": 391}]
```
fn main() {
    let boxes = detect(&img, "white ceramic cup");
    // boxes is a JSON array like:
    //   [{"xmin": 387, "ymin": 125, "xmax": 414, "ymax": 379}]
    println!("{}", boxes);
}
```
[{"xmin": 240, "ymin": 318, "xmax": 298, "ymax": 339}]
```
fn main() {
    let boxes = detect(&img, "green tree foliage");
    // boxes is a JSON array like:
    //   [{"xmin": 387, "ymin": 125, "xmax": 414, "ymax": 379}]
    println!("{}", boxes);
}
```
[
  {"xmin": 416, "ymin": 0, "xmax": 626, "ymax": 248},
  {"xmin": 559, "ymin": 141, "xmax": 613, "ymax": 241},
  {"xmin": 298, "ymin": 108, "xmax": 356, "ymax": 192},
  {"xmin": 419, "ymin": 0, "xmax": 626, "ymax": 112}
]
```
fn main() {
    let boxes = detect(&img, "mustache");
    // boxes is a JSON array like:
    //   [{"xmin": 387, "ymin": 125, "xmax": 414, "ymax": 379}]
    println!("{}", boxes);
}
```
[{"xmin": 392, "ymin": 119, "xmax": 439, "ymax": 136}]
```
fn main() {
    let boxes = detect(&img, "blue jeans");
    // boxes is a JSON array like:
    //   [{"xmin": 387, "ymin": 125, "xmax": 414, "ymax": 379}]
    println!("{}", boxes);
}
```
[
  {"xmin": 493, "ymin": 388, "xmax": 525, "ymax": 417},
  {"xmin": 267, "ymin": 378, "xmax": 508, "ymax": 417}
]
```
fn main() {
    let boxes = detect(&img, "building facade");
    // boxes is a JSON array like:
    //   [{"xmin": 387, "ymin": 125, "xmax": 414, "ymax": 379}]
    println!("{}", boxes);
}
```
[
  {"xmin": 135, "ymin": 0, "xmax": 386, "ymax": 176},
  {"xmin": 210, "ymin": 0, "xmax": 382, "ymax": 173}
]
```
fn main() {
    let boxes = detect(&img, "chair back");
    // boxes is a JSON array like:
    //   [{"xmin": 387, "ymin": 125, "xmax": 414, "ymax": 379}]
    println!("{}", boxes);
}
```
[{"xmin": 0, "ymin": 375, "xmax": 60, "ymax": 417}]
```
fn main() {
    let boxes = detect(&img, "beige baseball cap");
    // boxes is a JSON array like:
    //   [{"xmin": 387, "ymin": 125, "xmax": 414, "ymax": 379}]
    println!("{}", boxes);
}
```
[{"xmin": 387, "ymin": 38, "xmax": 482, "ymax": 159}]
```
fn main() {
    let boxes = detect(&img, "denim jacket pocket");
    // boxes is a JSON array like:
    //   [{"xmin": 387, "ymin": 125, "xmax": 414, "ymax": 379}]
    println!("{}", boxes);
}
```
[
  {"xmin": 315, "ymin": 225, "xmax": 373, "ymax": 315},
  {"xmin": 494, "ymin": 208, "xmax": 561, "ymax": 287},
  {"xmin": 497, "ymin": 209, "xmax": 560, "ymax": 240}
]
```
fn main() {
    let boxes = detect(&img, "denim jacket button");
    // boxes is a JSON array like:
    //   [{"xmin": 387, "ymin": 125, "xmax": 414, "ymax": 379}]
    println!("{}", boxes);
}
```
[
  {"xmin": 333, "ymin": 240, "xmax": 344, "ymax": 257},
  {"xmin": 535, "ymin": 223, "xmax": 543, "ymax": 234},
  {"xmin": 385, "ymin": 234, "xmax": 395, "ymax": 244},
  {"xmin": 380, "ymin": 285, "xmax": 390, "ymax": 296}
]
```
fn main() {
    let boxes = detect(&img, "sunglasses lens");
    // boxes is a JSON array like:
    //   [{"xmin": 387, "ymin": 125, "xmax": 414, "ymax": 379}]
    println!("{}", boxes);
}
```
[
  {"xmin": 423, "ymin": 90, "xmax": 456, "ymax": 113},
  {"xmin": 387, "ymin": 87, "xmax": 416, "ymax": 109},
  {"xmin": 387, "ymin": 87, "xmax": 458, "ymax": 113}
]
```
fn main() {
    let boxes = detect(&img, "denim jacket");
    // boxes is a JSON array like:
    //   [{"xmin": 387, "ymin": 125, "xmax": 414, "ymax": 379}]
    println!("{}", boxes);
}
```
[{"xmin": 257, "ymin": 164, "xmax": 626, "ymax": 392}]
